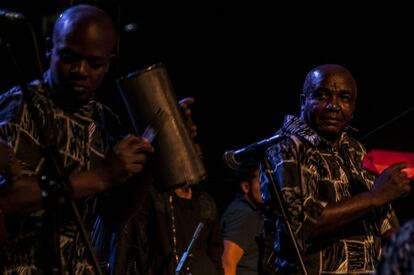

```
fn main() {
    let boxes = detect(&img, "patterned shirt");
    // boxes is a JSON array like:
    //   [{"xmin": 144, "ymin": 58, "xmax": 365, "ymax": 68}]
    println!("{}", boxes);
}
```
[
  {"xmin": 260, "ymin": 115, "xmax": 398, "ymax": 275},
  {"xmin": 0, "ymin": 71, "xmax": 120, "ymax": 274},
  {"xmin": 376, "ymin": 218, "xmax": 414, "ymax": 275}
]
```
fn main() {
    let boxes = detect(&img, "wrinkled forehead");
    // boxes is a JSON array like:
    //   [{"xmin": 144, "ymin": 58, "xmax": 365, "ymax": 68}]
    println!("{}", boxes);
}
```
[
  {"xmin": 53, "ymin": 14, "xmax": 116, "ymax": 57},
  {"xmin": 307, "ymin": 69, "xmax": 357, "ymax": 96}
]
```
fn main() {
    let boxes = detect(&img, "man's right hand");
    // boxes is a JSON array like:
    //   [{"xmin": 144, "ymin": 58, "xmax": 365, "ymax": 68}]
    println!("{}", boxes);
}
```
[
  {"xmin": 104, "ymin": 134, "xmax": 154, "ymax": 185},
  {"xmin": 370, "ymin": 162, "xmax": 411, "ymax": 206}
]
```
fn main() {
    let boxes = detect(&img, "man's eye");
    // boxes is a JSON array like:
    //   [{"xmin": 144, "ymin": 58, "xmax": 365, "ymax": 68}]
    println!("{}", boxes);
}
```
[
  {"xmin": 340, "ymin": 94, "xmax": 353, "ymax": 102},
  {"xmin": 312, "ymin": 91, "xmax": 329, "ymax": 100},
  {"xmin": 89, "ymin": 61, "xmax": 106, "ymax": 69},
  {"xmin": 59, "ymin": 52, "xmax": 76, "ymax": 62}
]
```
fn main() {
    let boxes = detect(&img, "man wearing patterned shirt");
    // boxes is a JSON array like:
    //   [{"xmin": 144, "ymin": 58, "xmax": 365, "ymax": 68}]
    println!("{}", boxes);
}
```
[
  {"xmin": 0, "ymin": 4, "xmax": 153, "ymax": 274},
  {"xmin": 261, "ymin": 64, "xmax": 411, "ymax": 274}
]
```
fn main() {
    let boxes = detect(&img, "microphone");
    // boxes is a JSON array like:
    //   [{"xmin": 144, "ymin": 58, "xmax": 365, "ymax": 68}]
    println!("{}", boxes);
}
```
[
  {"xmin": 0, "ymin": 9, "xmax": 26, "ymax": 22},
  {"xmin": 223, "ymin": 134, "xmax": 284, "ymax": 169}
]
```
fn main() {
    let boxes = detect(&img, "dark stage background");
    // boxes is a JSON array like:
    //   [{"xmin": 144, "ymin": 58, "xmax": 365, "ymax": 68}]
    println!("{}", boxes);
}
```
[{"xmin": 2, "ymin": 1, "xmax": 414, "ymax": 222}]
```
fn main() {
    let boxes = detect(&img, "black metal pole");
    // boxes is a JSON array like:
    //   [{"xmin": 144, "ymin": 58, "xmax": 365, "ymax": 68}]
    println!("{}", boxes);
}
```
[{"xmin": 262, "ymin": 156, "xmax": 308, "ymax": 275}]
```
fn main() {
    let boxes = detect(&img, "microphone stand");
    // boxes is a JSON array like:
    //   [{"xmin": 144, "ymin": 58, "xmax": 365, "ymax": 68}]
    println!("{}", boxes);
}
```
[
  {"xmin": 2, "ymin": 22, "xmax": 103, "ymax": 275},
  {"xmin": 262, "ymin": 156, "xmax": 308, "ymax": 275},
  {"xmin": 175, "ymin": 222, "xmax": 205, "ymax": 275}
]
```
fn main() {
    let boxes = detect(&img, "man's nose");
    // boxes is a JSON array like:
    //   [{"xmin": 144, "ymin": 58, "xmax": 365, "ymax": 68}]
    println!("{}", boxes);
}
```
[
  {"xmin": 326, "ymin": 96, "xmax": 340, "ymax": 110},
  {"xmin": 71, "ymin": 60, "xmax": 89, "ymax": 76}
]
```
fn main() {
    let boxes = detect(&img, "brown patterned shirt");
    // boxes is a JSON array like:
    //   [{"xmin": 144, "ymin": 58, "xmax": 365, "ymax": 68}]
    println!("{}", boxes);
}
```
[
  {"xmin": 261, "ymin": 115, "xmax": 398, "ymax": 275},
  {"xmin": 0, "ymin": 71, "xmax": 120, "ymax": 274}
]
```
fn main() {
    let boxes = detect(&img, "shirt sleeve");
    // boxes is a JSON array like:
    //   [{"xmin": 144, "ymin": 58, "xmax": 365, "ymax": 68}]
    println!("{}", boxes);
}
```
[
  {"xmin": 221, "ymin": 201, "xmax": 257, "ymax": 252},
  {"xmin": 0, "ymin": 87, "xmax": 24, "ymax": 144},
  {"xmin": 260, "ymin": 136, "xmax": 327, "ymax": 246}
]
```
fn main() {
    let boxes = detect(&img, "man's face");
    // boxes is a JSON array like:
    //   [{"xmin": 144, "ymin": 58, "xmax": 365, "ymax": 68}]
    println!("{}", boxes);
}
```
[
  {"xmin": 49, "ymin": 20, "xmax": 114, "ymax": 106},
  {"xmin": 248, "ymin": 170, "xmax": 262, "ymax": 206},
  {"xmin": 301, "ymin": 71, "xmax": 356, "ymax": 141}
]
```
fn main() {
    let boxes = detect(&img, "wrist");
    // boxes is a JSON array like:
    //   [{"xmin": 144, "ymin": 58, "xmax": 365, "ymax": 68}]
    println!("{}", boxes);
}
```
[{"xmin": 366, "ymin": 190, "xmax": 382, "ymax": 208}]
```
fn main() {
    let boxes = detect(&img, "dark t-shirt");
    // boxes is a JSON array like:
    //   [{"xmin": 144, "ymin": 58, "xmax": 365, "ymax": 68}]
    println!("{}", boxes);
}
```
[{"xmin": 221, "ymin": 194, "xmax": 264, "ymax": 275}]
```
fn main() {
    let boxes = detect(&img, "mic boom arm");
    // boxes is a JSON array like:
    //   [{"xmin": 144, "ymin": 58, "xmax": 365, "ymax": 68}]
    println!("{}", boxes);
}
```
[{"xmin": 223, "ymin": 134, "xmax": 284, "ymax": 169}]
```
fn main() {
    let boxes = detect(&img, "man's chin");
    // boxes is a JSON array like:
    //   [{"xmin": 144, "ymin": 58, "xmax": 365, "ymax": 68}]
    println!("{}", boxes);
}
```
[{"xmin": 318, "ymin": 127, "xmax": 344, "ymax": 141}]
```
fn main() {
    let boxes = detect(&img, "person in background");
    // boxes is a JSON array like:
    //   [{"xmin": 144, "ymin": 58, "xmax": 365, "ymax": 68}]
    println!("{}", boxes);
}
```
[
  {"xmin": 376, "ymin": 217, "xmax": 414, "ymax": 274},
  {"xmin": 106, "ymin": 96, "xmax": 224, "ymax": 275},
  {"xmin": 221, "ymin": 158, "xmax": 264, "ymax": 275}
]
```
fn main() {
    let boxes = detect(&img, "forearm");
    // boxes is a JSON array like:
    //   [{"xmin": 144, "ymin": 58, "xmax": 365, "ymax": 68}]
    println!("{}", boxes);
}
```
[
  {"xmin": 310, "ymin": 191, "xmax": 379, "ymax": 239},
  {"xmin": 0, "ymin": 167, "xmax": 111, "ymax": 214},
  {"xmin": 0, "ymin": 176, "xmax": 42, "ymax": 213},
  {"xmin": 222, "ymin": 240, "xmax": 243, "ymax": 275},
  {"xmin": 222, "ymin": 261, "xmax": 237, "ymax": 275}
]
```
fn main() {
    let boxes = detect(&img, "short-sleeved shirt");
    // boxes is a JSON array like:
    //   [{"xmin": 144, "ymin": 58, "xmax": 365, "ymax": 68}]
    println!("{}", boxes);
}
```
[
  {"xmin": 221, "ymin": 194, "xmax": 264, "ymax": 274},
  {"xmin": 0, "ymin": 71, "xmax": 120, "ymax": 274},
  {"xmin": 260, "ymin": 115, "xmax": 398, "ymax": 275},
  {"xmin": 376, "ymin": 218, "xmax": 414, "ymax": 274}
]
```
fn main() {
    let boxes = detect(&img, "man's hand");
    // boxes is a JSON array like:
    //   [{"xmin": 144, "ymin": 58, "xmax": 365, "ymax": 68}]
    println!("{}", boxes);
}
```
[
  {"xmin": 104, "ymin": 134, "xmax": 154, "ymax": 185},
  {"xmin": 370, "ymin": 162, "xmax": 411, "ymax": 206},
  {"xmin": 179, "ymin": 97, "xmax": 197, "ymax": 138}
]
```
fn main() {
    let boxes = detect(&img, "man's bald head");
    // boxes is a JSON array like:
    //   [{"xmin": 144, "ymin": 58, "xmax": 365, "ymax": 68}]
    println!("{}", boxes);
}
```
[
  {"xmin": 303, "ymin": 64, "xmax": 357, "ymax": 97},
  {"xmin": 300, "ymin": 64, "xmax": 357, "ymax": 141},
  {"xmin": 52, "ymin": 4, "xmax": 116, "ymax": 50},
  {"xmin": 48, "ymin": 4, "xmax": 117, "ymax": 108}
]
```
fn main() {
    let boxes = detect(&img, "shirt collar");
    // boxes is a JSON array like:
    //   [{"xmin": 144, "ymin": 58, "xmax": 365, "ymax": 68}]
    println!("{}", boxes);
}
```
[{"xmin": 281, "ymin": 115, "xmax": 352, "ymax": 149}]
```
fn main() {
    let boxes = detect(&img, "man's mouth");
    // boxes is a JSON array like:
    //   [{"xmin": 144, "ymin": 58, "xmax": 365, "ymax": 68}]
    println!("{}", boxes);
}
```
[
  {"xmin": 320, "ymin": 117, "xmax": 341, "ymax": 124},
  {"xmin": 71, "ymin": 85, "xmax": 88, "ymax": 93}
]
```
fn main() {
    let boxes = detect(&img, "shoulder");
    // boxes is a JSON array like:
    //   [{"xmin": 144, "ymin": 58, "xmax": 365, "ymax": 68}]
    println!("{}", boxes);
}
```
[
  {"xmin": 0, "ymin": 85, "xmax": 25, "ymax": 124},
  {"xmin": 347, "ymin": 135, "xmax": 366, "ymax": 150},
  {"xmin": 345, "ymin": 135, "xmax": 367, "ymax": 160},
  {"xmin": 94, "ymin": 101, "xmax": 124, "ymax": 141},
  {"xmin": 94, "ymin": 101, "xmax": 121, "ymax": 126},
  {"xmin": 265, "ymin": 133, "xmax": 301, "ymax": 163},
  {"xmin": 222, "ymin": 197, "xmax": 255, "ymax": 221},
  {"xmin": 195, "ymin": 188, "xmax": 219, "ymax": 222}
]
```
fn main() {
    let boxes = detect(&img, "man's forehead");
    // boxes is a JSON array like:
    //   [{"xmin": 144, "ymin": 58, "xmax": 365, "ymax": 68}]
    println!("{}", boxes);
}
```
[{"xmin": 312, "ymin": 71, "xmax": 356, "ymax": 90}]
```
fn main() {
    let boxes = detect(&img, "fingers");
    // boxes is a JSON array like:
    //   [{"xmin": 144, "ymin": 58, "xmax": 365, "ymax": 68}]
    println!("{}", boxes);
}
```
[
  {"xmin": 388, "ymin": 162, "xmax": 411, "ymax": 194},
  {"xmin": 112, "ymin": 134, "xmax": 155, "ymax": 177},
  {"xmin": 117, "ymin": 134, "xmax": 154, "ymax": 154},
  {"xmin": 384, "ymin": 162, "xmax": 409, "ymax": 173},
  {"xmin": 179, "ymin": 97, "xmax": 195, "ymax": 118},
  {"xmin": 178, "ymin": 97, "xmax": 195, "ymax": 107},
  {"xmin": 384, "ymin": 162, "xmax": 410, "ymax": 183},
  {"xmin": 373, "ymin": 161, "xmax": 412, "ymax": 203}
]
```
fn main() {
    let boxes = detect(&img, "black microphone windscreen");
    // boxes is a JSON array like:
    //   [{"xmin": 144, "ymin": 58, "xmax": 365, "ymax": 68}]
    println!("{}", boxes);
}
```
[
  {"xmin": 223, "ymin": 150, "xmax": 239, "ymax": 170},
  {"xmin": 0, "ymin": 9, "xmax": 26, "ymax": 22}
]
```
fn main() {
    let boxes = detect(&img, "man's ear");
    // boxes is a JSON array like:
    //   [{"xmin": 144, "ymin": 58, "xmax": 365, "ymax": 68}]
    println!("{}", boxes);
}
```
[
  {"xmin": 300, "ymin": 93, "xmax": 306, "ymax": 112},
  {"xmin": 45, "ymin": 37, "xmax": 52, "ymax": 60},
  {"xmin": 105, "ymin": 54, "xmax": 116, "ymax": 73},
  {"xmin": 240, "ymin": 181, "xmax": 250, "ymax": 195}
]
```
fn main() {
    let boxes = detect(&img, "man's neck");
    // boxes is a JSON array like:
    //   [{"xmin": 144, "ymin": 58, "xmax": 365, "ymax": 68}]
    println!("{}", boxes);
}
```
[{"xmin": 243, "ymin": 194, "xmax": 260, "ymax": 210}]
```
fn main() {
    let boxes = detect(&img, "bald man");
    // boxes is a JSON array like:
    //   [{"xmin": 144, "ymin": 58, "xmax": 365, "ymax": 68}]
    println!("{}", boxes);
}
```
[
  {"xmin": 0, "ymin": 4, "xmax": 153, "ymax": 274},
  {"xmin": 260, "ymin": 64, "xmax": 411, "ymax": 274}
]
